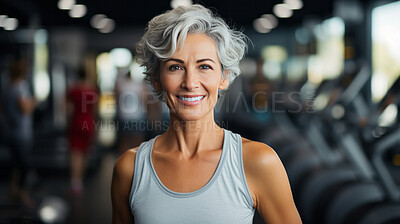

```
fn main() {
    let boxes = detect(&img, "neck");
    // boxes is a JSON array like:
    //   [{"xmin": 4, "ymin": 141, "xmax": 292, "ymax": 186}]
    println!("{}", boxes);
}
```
[{"xmin": 162, "ymin": 111, "xmax": 224, "ymax": 158}]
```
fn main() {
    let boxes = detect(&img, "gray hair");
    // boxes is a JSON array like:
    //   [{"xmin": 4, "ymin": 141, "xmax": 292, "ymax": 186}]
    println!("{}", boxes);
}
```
[{"xmin": 135, "ymin": 4, "xmax": 248, "ymax": 98}]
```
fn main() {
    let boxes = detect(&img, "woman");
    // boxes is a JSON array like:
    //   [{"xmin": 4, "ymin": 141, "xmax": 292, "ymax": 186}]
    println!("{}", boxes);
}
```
[
  {"xmin": 67, "ymin": 68, "xmax": 97, "ymax": 195},
  {"xmin": 112, "ymin": 4, "xmax": 301, "ymax": 224}
]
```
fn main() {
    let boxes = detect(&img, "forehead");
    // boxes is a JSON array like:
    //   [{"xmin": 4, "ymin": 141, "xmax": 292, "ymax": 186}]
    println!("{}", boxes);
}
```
[{"xmin": 172, "ymin": 33, "xmax": 219, "ymax": 59}]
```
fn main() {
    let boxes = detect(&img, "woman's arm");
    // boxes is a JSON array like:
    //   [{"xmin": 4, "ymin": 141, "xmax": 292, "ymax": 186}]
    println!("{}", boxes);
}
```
[
  {"xmin": 243, "ymin": 139, "xmax": 302, "ymax": 224},
  {"xmin": 111, "ymin": 149, "xmax": 137, "ymax": 224}
]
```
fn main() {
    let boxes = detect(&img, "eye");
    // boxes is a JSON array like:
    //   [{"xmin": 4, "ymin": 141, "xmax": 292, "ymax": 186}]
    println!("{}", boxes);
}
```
[
  {"xmin": 168, "ymin": 64, "xmax": 183, "ymax": 71},
  {"xmin": 199, "ymin": 64, "xmax": 212, "ymax": 70}
]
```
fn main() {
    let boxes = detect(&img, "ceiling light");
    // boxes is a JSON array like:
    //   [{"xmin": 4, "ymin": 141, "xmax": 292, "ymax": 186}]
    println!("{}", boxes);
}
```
[
  {"xmin": 98, "ymin": 18, "xmax": 115, "ymax": 33},
  {"xmin": 261, "ymin": 14, "xmax": 278, "ymax": 28},
  {"xmin": 170, "ymin": 0, "xmax": 193, "ymax": 9},
  {"xmin": 69, "ymin": 4, "xmax": 87, "ymax": 18},
  {"xmin": 91, "ymin": 14, "xmax": 107, "ymax": 29},
  {"xmin": 257, "ymin": 17, "xmax": 274, "ymax": 29},
  {"xmin": 3, "ymin": 18, "xmax": 18, "ymax": 30},
  {"xmin": 284, "ymin": 0, "xmax": 303, "ymax": 10},
  {"xmin": 253, "ymin": 18, "xmax": 271, "ymax": 33},
  {"xmin": 57, "ymin": 0, "xmax": 76, "ymax": 10},
  {"xmin": 0, "ymin": 15, "xmax": 8, "ymax": 27},
  {"xmin": 95, "ymin": 17, "xmax": 110, "ymax": 29},
  {"xmin": 273, "ymin": 4, "xmax": 293, "ymax": 18}
]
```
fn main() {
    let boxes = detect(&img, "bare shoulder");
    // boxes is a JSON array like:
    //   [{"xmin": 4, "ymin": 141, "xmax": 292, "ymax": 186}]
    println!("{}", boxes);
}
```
[
  {"xmin": 112, "ymin": 147, "xmax": 140, "ymax": 224},
  {"xmin": 241, "ymin": 137, "xmax": 287, "ymax": 193},
  {"xmin": 241, "ymin": 137, "xmax": 282, "ymax": 172},
  {"xmin": 113, "ymin": 147, "xmax": 140, "ymax": 181},
  {"xmin": 116, "ymin": 147, "xmax": 139, "ymax": 164},
  {"xmin": 241, "ymin": 138, "xmax": 302, "ymax": 224}
]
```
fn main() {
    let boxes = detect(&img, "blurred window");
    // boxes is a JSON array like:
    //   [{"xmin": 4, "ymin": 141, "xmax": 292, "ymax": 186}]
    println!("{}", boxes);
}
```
[{"xmin": 371, "ymin": 1, "xmax": 400, "ymax": 102}]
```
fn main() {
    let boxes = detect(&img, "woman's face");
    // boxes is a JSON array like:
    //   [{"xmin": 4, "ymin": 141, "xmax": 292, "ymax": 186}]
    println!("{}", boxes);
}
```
[{"xmin": 157, "ymin": 33, "xmax": 229, "ymax": 121}]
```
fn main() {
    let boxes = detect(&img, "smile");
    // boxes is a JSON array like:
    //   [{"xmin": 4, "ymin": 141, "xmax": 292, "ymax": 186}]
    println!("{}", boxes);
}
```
[{"xmin": 177, "ymin": 95, "xmax": 205, "ymax": 106}]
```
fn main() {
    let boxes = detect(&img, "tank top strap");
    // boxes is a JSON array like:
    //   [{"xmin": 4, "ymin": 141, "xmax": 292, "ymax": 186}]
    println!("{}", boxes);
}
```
[
  {"xmin": 129, "ymin": 137, "xmax": 158, "ymax": 206},
  {"xmin": 223, "ymin": 129, "xmax": 255, "ymax": 208}
]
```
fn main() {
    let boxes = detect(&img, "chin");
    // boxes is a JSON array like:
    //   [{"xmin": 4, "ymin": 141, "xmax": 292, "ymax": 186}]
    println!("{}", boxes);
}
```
[
  {"xmin": 174, "ymin": 112, "xmax": 206, "ymax": 122},
  {"xmin": 171, "ymin": 108, "xmax": 213, "ymax": 123}
]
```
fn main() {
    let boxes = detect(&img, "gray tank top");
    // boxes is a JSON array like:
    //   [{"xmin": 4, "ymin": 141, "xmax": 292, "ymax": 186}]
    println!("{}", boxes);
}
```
[{"xmin": 129, "ymin": 129, "xmax": 255, "ymax": 223}]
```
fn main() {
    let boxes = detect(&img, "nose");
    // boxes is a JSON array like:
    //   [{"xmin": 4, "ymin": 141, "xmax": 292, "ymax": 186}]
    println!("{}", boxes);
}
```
[{"xmin": 181, "ymin": 68, "xmax": 200, "ymax": 91}]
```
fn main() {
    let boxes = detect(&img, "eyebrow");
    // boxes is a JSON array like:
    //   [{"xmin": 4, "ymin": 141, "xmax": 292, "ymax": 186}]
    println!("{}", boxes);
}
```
[
  {"xmin": 165, "ymin": 58, "xmax": 216, "ymax": 64},
  {"xmin": 197, "ymin": 58, "xmax": 216, "ymax": 64},
  {"xmin": 165, "ymin": 58, "xmax": 184, "ymax": 63}
]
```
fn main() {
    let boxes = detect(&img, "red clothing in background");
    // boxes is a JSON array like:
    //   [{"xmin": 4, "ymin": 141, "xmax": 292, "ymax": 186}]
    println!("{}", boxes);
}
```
[{"xmin": 67, "ymin": 84, "xmax": 97, "ymax": 152}]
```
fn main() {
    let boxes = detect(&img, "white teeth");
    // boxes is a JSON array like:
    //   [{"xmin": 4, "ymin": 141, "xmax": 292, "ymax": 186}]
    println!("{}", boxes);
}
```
[{"xmin": 178, "ymin": 96, "xmax": 204, "ymax": 102}]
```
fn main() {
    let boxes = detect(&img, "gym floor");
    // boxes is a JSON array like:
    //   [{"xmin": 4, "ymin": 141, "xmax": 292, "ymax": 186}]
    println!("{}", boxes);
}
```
[{"xmin": 0, "ymin": 147, "xmax": 115, "ymax": 224}]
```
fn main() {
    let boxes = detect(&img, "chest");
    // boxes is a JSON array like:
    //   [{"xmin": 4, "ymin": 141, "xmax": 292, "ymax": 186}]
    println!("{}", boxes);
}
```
[
  {"xmin": 132, "ymin": 147, "xmax": 255, "ymax": 224},
  {"xmin": 151, "ymin": 150, "xmax": 222, "ymax": 193},
  {"xmin": 134, "ymin": 199, "xmax": 254, "ymax": 224}
]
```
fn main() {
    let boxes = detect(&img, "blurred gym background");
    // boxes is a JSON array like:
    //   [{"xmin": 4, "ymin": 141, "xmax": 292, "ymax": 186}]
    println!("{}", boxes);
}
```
[{"xmin": 1, "ymin": 0, "xmax": 400, "ymax": 223}]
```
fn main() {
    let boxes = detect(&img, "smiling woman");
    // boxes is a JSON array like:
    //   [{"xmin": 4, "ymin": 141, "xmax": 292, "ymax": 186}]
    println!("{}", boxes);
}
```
[
  {"xmin": 157, "ymin": 33, "xmax": 228, "ymax": 120},
  {"xmin": 111, "ymin": 4, "xmax": 302, "ymax": 224}
]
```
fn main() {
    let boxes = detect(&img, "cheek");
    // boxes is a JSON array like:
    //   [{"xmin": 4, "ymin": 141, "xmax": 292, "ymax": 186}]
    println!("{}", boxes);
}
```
[
  {"xmin": 203, "ymin": 75, "xmax": 222, "ymax": 92},
  {"xmin": 160, "ymin": 75, "xmax": 180, "ymax": 92},
  {"xmin": 201, "ymin": 77, "xmax": 221, "ymax": 101}
]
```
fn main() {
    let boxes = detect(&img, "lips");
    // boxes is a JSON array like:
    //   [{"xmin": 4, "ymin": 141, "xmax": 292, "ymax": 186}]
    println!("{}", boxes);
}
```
[{"xmin": 176, "ymin": 95, "xmax": 205, "ymax": 106}]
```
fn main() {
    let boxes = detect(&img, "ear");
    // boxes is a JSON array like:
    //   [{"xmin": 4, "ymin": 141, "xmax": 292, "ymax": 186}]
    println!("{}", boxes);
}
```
[{"xmin": 219, "ymin": 70, "xmax": 230, "ymax": 90}]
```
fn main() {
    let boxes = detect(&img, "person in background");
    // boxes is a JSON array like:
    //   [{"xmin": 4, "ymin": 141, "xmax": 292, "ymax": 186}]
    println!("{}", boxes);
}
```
[
  {"xmin": 114, "ymin": 71, "xmax": 147, "ymax": 155},
  {"xmin": 1, "ymin": 58, "xmax": 37, "ymax": 207},
  {"xmin": 111, "ymin": 4, "xmax": 301, "ymax": 224},
  {"xmin": 67, "ymin": 68, "xmax": 98, "ymax": 196}
]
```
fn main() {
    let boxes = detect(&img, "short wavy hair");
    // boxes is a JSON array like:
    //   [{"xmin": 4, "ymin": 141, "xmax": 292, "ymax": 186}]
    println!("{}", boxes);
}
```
[{"xmin": 135, "ymin": 4, "xmax": 248, "ymax": 98}]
